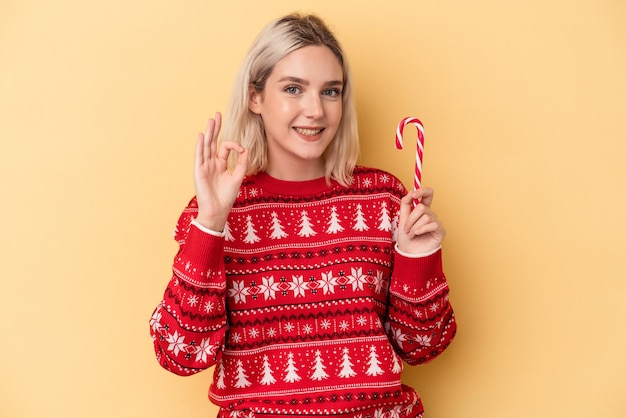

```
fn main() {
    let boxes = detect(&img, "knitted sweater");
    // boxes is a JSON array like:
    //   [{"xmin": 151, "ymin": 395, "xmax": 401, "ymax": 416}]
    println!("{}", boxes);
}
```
[{"xmin": 150, "ymin": 167, "xmax": 456, "ymax": 418}]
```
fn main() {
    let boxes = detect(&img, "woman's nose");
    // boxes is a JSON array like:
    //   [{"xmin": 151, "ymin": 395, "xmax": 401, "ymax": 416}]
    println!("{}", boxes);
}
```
[{"xmin": 303, "ymin": 93, "xmax": 324, "ymax": 119}]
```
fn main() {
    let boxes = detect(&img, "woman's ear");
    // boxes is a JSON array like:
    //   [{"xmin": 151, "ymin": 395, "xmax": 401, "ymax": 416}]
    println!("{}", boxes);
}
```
[{"xmin": 248, "ymin": 85, "xmax": 262, "ymax": 114}]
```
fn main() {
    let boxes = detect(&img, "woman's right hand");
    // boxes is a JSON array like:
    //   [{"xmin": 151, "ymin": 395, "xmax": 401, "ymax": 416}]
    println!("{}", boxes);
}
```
[{"xmin": 193, "ymin": 112, "xmax": 248, "ymax": 231}]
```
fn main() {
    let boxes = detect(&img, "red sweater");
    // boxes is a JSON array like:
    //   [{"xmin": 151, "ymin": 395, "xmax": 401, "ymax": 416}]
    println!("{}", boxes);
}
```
[{"xmin": 150, "ymin": 167, "xmax": 456, "ymax": 418}]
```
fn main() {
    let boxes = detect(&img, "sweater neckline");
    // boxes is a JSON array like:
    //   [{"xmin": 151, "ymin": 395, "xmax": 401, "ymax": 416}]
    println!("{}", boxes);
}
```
[{"xmin": 253, "ymin": 171, "xmax": 338, "ymax": 196}]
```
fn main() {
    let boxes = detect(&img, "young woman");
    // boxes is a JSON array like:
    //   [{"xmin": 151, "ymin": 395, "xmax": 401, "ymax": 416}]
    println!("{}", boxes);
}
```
[{"xmin": 150, "ymin": 13, "xmax": 456, "ymax": 418}]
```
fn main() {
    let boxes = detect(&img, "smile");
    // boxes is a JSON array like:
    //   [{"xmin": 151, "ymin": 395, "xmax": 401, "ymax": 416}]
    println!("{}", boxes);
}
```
[{"xmin": 294, "ymin": 127, "xmax": 324, "ymax": 136}]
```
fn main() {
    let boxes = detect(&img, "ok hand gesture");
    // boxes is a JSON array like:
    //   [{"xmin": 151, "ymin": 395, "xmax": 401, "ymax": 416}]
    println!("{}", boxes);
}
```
[{"xmin": 193, "ymin": 112, "xmax": 248, "ymax": 231}]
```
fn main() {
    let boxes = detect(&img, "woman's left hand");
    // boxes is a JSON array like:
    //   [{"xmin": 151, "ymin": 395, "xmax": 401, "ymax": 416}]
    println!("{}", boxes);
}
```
[{"xmin": 396, "ymin": 187, "xmax": 446, "ymax": 255}]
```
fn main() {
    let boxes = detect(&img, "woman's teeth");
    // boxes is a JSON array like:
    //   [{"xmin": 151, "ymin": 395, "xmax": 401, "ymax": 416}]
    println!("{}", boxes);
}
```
[{"xmin": 295, "ymin": 128, "xmax": 323, "ymax": 136}]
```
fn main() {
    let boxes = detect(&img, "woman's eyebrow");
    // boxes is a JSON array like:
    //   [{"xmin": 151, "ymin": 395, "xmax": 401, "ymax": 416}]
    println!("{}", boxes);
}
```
[
  {"xmin": 277, "ymin": 76, "xmax": 309, "ymax": 85},
  {"xmin": 277, "ymin": 76, "xmax": 343, "ymax": 87}
]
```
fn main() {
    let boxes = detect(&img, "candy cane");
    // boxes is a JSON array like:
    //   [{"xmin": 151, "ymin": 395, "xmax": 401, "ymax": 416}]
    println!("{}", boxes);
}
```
[{"xmin": 395, "ymin": 116, "xmax": 425, "ymax": 192}]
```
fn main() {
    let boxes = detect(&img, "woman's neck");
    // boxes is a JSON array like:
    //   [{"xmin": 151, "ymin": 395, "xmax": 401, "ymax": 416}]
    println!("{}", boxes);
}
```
[{"xmin": 265, "ymin": 159, "xmax": 325, "ymax": 182}]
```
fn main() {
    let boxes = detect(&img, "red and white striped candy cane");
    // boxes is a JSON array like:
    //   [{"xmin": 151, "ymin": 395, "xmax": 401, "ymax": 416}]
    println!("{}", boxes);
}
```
[{"xmin": 395, "ymin": 116, "xmax": 425, "ymax": 192}]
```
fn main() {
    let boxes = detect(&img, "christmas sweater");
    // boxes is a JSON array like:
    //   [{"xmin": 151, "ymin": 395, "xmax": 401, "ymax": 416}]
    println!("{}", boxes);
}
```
[{"xmin": 150, "ymin": 167, "xmax": 456, "ymax": 418}]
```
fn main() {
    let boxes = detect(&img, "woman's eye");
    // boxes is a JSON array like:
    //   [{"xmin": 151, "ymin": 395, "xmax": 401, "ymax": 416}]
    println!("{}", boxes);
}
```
[
  {"xmin": 323, "ymin": 88, "xmax": 342, "ymax": 97},
  {"xmin": 285, "ymin": 86, "xmax": 301, "ymax": 94}
]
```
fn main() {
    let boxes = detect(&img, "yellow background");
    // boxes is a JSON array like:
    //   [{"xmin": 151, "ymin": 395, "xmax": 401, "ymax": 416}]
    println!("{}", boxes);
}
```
[{"xmin": 1, "ymin": 0, "xmax": 625, "ymax": 417}]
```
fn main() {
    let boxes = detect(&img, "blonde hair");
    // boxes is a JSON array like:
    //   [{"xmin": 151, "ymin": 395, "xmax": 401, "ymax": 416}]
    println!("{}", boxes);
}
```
[{"xmin": 221, "ymin": 13, "xmax": 359, "ymax": 186}]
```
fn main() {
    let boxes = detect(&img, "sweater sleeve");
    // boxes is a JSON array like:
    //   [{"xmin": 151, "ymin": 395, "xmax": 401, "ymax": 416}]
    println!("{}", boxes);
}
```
[
  {"xmin": 386, "ymin": 248, "xmax": 457, "ymax": 365},
  {"xmin": 149, "ymin": 199, "xmax": 228, "ymax": 376}
]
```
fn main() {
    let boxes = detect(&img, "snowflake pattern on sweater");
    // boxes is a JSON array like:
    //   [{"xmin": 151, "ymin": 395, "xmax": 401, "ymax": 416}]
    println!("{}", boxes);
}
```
[{"xmin": 150, "ymin": 167, "xmax": 456, "ymax": 418}]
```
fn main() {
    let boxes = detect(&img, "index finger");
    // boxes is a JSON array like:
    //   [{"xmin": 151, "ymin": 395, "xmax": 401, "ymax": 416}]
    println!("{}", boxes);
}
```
[
  {"xmin": 414, "ymin": 187, "xmax": 434, "ymax": 207},
  {"xmin": 398, "ymin": 192, "xmax": 415, "ymax": 232}
]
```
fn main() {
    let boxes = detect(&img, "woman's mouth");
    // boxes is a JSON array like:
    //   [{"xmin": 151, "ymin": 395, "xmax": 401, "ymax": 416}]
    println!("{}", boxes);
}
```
[{"xmin": 294, "ymin": 127, "xmax": 324, "ymax": 136}]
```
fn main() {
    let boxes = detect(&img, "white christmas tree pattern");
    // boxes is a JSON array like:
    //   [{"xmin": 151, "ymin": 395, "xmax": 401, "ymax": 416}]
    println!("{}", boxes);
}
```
[
  {"xmin": 377, "ymin": 202, "xmax": 392, "ymax": 231},
  {"xmin": 352, "ymin": 204, "xmax": 369, "ymax": 231},
  {"xmin": 284, "ymin": 352, "xmax": 302, "ymax": 383},
  {"xmin": 338, "ymin": 347, "xmax": 357, "ymax": 378},
  {"xmin": 243, "ymin": 215, "xmax": 261, "ymax": 244},
  {"xmin": 391, "ymin": 351, "xmax": 403, "ymax": 374},
  {"xmin": 310, "ymin": 350, "xmax": 329, "ymax": 381},
  {"xmin": 223, "ymin": 220, "xmax": 235, "ymax": 241},
  {"xmin": 391, "ymin": 212, "xmax": 400, "ymax": 242},
  {"xmin": 269, "ymin": 211, "xmax": 288, "ymax": 239},
  {"xmin": 325, "ymin": 206, "xmax": 345, "ymax": 234},
  {"xmin": 298, "ymin": 210, "xmax": 317, "ymax": 237},
  {"xmin": 260, "ymin": 355, "xmax": 277, "ymax": 385},
  {"xmin": 216, "ymin": 361, "xmax": 226, "ymax": 389},
  {"xmin": 365, "ymin": 345, "xmax": 384, "ymax": 376},
  {"xmin": 222, "ymin": 198, "xmax": 396, "ymax": 241},
  {"xmin": 234, "ymin": 359, "xmax": 252, "ymax": 388}
]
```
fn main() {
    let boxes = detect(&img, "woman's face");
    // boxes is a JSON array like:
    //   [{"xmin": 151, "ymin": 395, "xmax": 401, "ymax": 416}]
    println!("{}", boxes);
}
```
[{"xmin": 249, "ymin": 45, "xmax": 343, "ymax": 180}]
